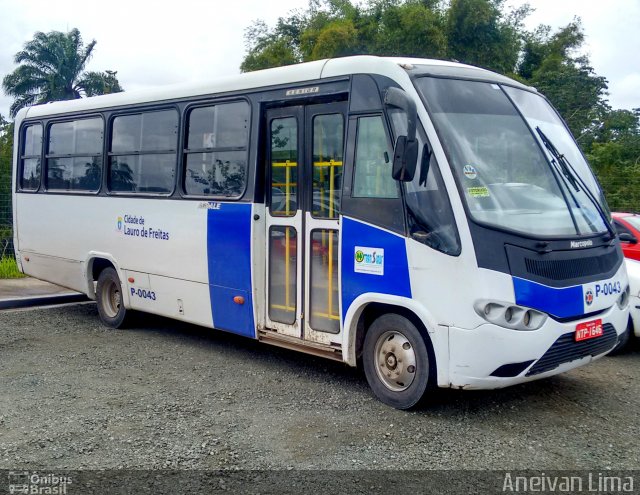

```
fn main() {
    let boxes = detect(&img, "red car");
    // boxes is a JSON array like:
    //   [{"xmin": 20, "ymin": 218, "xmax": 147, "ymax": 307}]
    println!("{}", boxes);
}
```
[{"xmin": 612, "ymin": 212, "xmax": 640, "ymax": 261}]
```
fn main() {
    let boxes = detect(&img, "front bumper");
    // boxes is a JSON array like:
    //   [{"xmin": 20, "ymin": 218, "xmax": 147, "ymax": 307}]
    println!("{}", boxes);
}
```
[{"xmin": 447, "ymin": 303, "xmax": 629, "ymax": 389}]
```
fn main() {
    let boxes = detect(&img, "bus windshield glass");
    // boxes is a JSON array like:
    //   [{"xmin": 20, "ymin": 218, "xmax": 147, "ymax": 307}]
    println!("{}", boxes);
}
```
[{"xmin": 414, "ymin": 77, "xmax": 608, "ymax": 236}]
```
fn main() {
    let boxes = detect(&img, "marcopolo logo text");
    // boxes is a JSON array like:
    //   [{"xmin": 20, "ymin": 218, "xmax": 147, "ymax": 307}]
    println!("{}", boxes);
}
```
[{"xmin": 571, "ymin": 239, "xmax": 594, "ymax": 249}]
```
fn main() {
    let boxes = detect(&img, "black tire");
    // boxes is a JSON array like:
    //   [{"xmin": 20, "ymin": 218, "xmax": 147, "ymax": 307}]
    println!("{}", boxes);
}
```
[
  {"xmin": 96, "ymin": 267, "xmax": 129, "ymax": 328},
  {"xmin": 608, "ymin": 319, "xmax": 632, "ymax": 355},
  {"xmin": 363, "ymin": 314, "xmax": 433, "ymax": 409}
]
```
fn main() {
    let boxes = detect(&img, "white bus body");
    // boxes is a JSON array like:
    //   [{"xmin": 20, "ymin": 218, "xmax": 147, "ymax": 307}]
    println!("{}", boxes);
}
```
[{"xmin": 12, "ymin": 56, "xmax": 629, "ymax": 408}]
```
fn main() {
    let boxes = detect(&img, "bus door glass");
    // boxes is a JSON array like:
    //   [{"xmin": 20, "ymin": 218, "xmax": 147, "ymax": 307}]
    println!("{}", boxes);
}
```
[
  {"xmin": 305, "ymin": 103, "xmax": 345, "ymax": 343},
  {"xmin": 265, "ymin": 102, "xmax": 347, "ymax": 343},
  {"xmin": 266, "ymin": 106, "xmax": 303, "ymax": 338}
]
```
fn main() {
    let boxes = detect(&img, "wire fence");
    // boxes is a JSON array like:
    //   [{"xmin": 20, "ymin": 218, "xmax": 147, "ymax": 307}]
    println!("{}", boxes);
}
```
[
  {"xmin": 598, "ymin": 175, "xmax": 640, "ymax": 215},
  {"xmin": 0, "ymin": 168, "xmax": 12, "ymax": 259}
]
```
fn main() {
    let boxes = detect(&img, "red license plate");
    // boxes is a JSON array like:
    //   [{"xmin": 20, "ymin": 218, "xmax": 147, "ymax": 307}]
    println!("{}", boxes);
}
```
[{"xmin": 575, "ymin": 319, "xmax": 603, "ymax": 342}]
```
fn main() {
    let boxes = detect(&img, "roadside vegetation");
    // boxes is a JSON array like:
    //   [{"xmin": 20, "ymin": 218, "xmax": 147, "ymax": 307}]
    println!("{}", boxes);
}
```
[{"xmin": 0, "ymin": 256, "xmax": 23, "ymax": 279}]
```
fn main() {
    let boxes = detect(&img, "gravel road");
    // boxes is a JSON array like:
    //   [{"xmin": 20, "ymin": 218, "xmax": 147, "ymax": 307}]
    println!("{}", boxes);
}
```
[{"xmin": 1, "ymin": 302, "xmax": 639, "ymax": 471}]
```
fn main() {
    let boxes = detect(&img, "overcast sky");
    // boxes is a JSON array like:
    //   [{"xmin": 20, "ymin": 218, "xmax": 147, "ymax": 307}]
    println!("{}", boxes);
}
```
[{"xmin": 0, "ymin": 0, "xmax": 638, "ymax": 118}]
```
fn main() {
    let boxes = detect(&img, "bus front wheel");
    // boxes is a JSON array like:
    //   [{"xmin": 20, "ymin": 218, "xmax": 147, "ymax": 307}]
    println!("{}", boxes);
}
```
[
  {"xmin": 96, "ymin": 267, "xmax": 129, "ymax": 328},
  {"xmin": 363, "ymin": 314, "xmax": 431, "ymax": 409}
]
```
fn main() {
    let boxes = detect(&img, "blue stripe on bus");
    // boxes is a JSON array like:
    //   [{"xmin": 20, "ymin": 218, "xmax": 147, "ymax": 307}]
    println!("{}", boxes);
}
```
[
  {"xmin": 512, "ymin": 276, "xmax": 583, "ymax": 319},
  {"xmin": 341, "ymin": 217, "xmax": 411, "ymax": 321},
  {"xmin": 207, "ymin": 203, "xmax": 255, "ymax": 338}
]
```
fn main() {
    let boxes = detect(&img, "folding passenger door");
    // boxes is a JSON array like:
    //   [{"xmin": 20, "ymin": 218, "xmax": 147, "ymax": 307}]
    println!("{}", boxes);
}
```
[
  {"xmin": 265, "ymin": 106, "xmax": 304, "ymax": 338},
  {"xmin": 264, "ymin": 102, "xmax": 347, "ymax": 344}
]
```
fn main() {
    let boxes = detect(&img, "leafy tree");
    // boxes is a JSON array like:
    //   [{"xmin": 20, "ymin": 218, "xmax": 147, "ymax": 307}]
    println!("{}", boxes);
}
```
[
  {"xmin": 587, "ymin": 109, "xmax": 640, "ymax": 211},
  {"xmin": 372, "ymin": 1, "xmax": 448, "ymax": 58},
  {"xmin": 2, "ymin": 28, "xmax": 123, "ymax": 117},
  {"xmin": 516, "ymin": 21, "xmax": 609, "ymax": 141},
  {"xmin": 240, "ymin": 0, "xmax": 529, "ymax": 72},
  {"xmin": 241, "ymin": 20, "xmax": 300, "ymax": 72},
  {"xmin": 446, "ymin": 0, "xmax": 526, "ymax": 74},
  {"xmin": 80, "ymin": 70, "xmax": 123, "ymax": 97}
]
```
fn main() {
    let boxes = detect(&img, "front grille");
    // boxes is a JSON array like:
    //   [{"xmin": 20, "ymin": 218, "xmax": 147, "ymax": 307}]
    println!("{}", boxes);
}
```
[
  {"xmin": 526, "ymin": 323, "xmax": 617, "ymax": 376},
  {"xmin": 524, "ymin": 251, "xmax": 619, "ymax": 281}
]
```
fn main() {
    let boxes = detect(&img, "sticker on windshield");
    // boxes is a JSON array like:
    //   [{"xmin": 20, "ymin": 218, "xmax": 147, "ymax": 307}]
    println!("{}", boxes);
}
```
[
  {"xmin": 463, "ymin": 165, "xmax": 478, "ymax": 180},
  {"xmin": 467, "ymin": 186, "xmax": 490, "ymax": 198}
]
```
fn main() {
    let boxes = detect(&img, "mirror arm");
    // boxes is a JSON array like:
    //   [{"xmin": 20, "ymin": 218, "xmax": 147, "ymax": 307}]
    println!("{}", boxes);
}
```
[
  {"xmin": 618, "ymin": 233, "xmax": 638, "ymax": 244},
  {"xmin": 384, "ymin": 87, "xmax": 417, "ymax": 142}
]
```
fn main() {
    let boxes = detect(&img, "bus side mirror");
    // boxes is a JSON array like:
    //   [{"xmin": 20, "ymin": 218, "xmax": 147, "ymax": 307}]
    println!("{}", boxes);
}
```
[
  {"xmin": 619, "ymin": 232, "xmax": 638, "ymax": 244},
  {"xmin": 392, "ymin": 136, "xmax": 419, "ymax": 181},
  {"xmin": 385, "ymin": 87, "xmax": 418, "ymax": 182}
]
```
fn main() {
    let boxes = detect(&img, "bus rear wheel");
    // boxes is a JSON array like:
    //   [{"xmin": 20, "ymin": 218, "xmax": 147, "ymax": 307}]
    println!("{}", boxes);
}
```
[
  {"xmin": 363, "ymin": 314, "xmax": 431, "ymax": 409},
  {"xmin": 96, "ymin": 267, "xmax": 129, "ymax": 328}
]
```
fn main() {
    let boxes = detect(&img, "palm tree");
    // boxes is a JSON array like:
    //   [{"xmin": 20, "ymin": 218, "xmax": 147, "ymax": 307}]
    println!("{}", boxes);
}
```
[{"xmin": 2, "ymin": 28, "xmax": 123, "ymax": 117}]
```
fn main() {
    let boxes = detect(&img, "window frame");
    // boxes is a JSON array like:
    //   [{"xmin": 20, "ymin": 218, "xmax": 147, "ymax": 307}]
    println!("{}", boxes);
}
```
[
  {"xmin": 308, "ymin": 227, "xmax": 340, "ymax": 333},
  {"xmin": 351, "ymin": 113, "xmax": 399, "ymax": 200},
  {"xmin": 44, "ymin": 115, "xmax": 105, "ymax": 194},
  {"xmin": 310, "ymin": 112, "xmax": 345, "ymax": 219},
  {"xmin": 268, "ymin": 113, "xmax": 299, "ymax": 217},
  {"xmin": 181, "ymin": 98, "xmax": 252, "ymax": 200},
  {"xmin": 341, "ymin": 111, "xmax": 406, "ymax": 235},
  {"xmin": 18, "ymin": 122, "xmax": 44, "ymax": 193},
  {"xmin": 385, "ymin": 106, "xmax": 462, "ymax": 257},
  {"xmin": 107, "ymin": 106, "xmax": 180, "ymax": 197}
]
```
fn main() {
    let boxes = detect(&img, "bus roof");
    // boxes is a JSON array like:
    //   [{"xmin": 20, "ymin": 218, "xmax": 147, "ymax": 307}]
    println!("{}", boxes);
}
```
[{"xmin": 17, "ymin": 55, "xmax": 531, "ymax": 121}]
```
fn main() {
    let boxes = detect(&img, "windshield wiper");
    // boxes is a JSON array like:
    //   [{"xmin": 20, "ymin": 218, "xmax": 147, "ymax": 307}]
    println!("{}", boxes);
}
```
[
  {"xmin": 536, "ymin": 127, "xmax": 580, "ymax": 192},
  {"xmin": 535, "ymin": 126, "xmax": 615, "ymax": 239}
]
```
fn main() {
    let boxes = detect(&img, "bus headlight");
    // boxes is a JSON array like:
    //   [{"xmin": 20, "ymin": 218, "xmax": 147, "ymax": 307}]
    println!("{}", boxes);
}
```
[
  {"xmin": 617, "ymin": 285, "xmax": 630, "ymax": 309},
  {"xmin": 474, "ymin": 300, "xmax": 547, "ymax": 330}
]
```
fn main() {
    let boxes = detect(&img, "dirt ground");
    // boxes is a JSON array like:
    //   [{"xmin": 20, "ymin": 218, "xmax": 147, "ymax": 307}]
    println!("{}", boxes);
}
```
[{"xmin": 1, "ymin": 302, "xmax": 639, "ymax": 473}]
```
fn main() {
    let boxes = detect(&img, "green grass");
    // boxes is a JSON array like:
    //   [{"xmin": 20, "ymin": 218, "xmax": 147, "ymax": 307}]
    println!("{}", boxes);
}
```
[{"xmin": 0, "ymin": 256, "xmax": 25, "ymax": 279}]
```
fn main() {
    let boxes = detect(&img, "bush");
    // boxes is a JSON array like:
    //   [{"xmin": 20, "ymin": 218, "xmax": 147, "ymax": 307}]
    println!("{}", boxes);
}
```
[{"xmin": 0, "ymin": 256, "xmax": 23, "ymax": 279}]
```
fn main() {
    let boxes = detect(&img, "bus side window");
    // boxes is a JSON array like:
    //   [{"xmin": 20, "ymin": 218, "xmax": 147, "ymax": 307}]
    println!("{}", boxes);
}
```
[
  {"xmin": 47, "ymin": 118, "xmax": 103, "ymax": 192},
  {"xmin": 352, "ymin": 116, "xmax": 398, "ymax": 199},
  {"xmin": 184, "ymin": 101, "xmax": 250, "ymax": 198},
  {"xmin": 341, "ymin": 114, "xmax": 405, "ymax": 234},
  {"xmin": 20, "ymin": 124, "xmax": 43, "ymax": 191},
  {"xmin": 404, "ymin": 149, "xmax": 461, "ymax": 256},
  {"xmin": 109, "ymin": 110, "xmax": 178, "ymax": 195},
  {"xmin": 312, "ymin": 113, "xmax": 344, "ymax": 218},
  {"xmin": 388, "ymin": 111, "xmax": 461, "ymax": 256}
]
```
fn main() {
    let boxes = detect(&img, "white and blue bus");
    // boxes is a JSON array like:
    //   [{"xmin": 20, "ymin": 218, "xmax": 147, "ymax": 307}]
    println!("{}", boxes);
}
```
[{"xmin": 12, "ymin": 56, "xmax": 630, "ymax": 409}]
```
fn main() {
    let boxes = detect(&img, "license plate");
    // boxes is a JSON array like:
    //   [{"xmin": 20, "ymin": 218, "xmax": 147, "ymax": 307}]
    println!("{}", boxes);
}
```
[{"xmin": 575, "ymin": 319, "xmax": 603, "ymax": 342}]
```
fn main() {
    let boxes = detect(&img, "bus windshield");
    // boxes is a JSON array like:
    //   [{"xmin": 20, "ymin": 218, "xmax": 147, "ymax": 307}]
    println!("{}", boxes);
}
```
[{"xmin": 414, "ymin": 77, "xmax": 608, "ymax": 237}]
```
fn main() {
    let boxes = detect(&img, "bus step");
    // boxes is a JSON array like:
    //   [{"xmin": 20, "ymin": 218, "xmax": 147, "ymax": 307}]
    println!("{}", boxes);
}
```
[{"xmin": 258, "ymin": 329, "xmax": 343, "ymax": 362}]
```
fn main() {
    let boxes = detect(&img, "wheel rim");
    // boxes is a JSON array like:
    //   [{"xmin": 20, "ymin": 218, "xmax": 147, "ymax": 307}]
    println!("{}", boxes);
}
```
[
  {"xmin": 101, "ymin": 279, "xmax": 121, "ymax": 319},
  {"xmin": 374, "ymin": 330, "xmax": 417, "ymax": 392}
]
